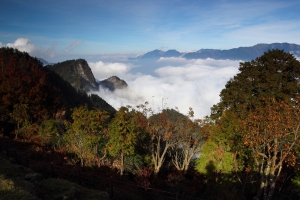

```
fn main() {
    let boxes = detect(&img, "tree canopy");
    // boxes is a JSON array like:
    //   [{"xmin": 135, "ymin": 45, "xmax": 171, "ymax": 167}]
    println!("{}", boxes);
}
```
[{"xmin": 211, "ymin": 49, "xmax": 300, "ymax": 120}]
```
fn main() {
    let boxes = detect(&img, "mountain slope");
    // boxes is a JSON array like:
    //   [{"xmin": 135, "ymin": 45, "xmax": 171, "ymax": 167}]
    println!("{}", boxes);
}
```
[{"xmin": 46, "ymin": 59, "xmax": 99, "ymax": 92}]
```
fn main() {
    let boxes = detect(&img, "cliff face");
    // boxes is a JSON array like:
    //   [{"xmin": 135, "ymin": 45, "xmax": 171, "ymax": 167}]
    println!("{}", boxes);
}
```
[
  {"xmin": 46, "ymin": 59, "xmax": 99, "ymax": 92},
  {"xmin": 99, "ymin": 76, "xmax": 128, "ymax": 91}
]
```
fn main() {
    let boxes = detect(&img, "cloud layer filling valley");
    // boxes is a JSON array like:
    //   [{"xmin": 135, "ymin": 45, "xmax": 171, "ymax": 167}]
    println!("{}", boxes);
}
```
[{"xmin": 89, "ymin": 57, "xmax": 240, "ymax": 118}]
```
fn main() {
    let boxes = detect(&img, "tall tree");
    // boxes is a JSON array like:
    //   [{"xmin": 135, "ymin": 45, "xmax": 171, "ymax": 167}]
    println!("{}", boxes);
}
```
[
  {"xmin": 209, "ymin": 50, "xmax": 300, "ymax": 199},
  {"xmin": 64, "ymin": 106, "xmax": 109, "ymax": 167},
  {"xmin": 242, "ymin": 98, "xmax": 300, "ymax": 200},
  {"xmin": 147, "ymin": 109, "xmax": 178, "ymax": 175},
  {"xmin": 106, "ymin": 106, "xmax": 140, "ymax": 175}
]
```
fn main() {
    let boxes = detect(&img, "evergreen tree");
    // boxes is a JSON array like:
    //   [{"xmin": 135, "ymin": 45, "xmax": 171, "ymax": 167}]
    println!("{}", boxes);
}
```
[{"xmin": 107, "ymin": 106, "xmax": 140, "ymax": 175}]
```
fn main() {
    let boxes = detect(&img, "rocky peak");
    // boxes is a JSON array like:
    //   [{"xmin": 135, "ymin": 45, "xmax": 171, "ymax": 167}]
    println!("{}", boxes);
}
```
[
  {"xmin": 47, "ymin": 59, "xmax": 99, "ymax": 92},
  {"xmin": 99, "ymin": 76, "xmax": 128, "ymax": 91}
]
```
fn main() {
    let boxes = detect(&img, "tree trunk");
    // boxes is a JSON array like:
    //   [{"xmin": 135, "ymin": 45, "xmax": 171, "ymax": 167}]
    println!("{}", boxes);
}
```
[
  {"xmin": 120, "ymin": 151, "xmax": 124, "ymax": 176},
  {"xmin": 263, "ymin": 160, "xmax": 271, "ymax": 200},
  {"xmin": 80, "ymin": 158, "xmax": 84, "ymax": 167},
  {"xmin": 97, "ymin": 158, "xmax": 101, "ymax": 168},
  {"xmin": 267, "ymin": 165, "xmax": 281, "ymax": 200},
  {"xmin": 255, "ymin": 158, "xmax": 266, "ymax": 200},
  {"xmin": 15, "ymin": 122, "xmax": 19, "ymax": 139}
]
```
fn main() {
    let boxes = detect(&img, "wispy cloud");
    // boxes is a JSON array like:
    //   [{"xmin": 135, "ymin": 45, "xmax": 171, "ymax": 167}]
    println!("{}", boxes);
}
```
[
  {"xmin": 63, "ymin": 40, "xmax": 83, "ymax": 52},
  {"xmin": 223, "ymin": 21, "xmax": 300, "ymax": 45}
]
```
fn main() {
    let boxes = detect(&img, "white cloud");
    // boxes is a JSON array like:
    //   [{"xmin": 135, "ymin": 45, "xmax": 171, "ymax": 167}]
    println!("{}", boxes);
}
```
[
  {"xmin": 6, "ymin": 38, "xmax": 36, "ymax": 54},
  {"xmin": 89, "ymin": 61, "xmax": 134, "ymax": 80},
  {"xmin": 1, "ymin": 38, "xmax": 58, "ymax": 61},
  {"xmin": 91, "ymin": 58, "xmax": 240, "ymax": 118}
]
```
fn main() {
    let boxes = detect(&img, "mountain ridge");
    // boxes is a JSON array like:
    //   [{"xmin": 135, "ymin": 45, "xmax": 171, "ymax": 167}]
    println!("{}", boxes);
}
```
[
  {"xmin": 46, "ymin": 59, "xmax": 99, "ymax": 92},
  {"xmin": 131, "ymin": 43, "xmax": 300, "ymax": 61}
]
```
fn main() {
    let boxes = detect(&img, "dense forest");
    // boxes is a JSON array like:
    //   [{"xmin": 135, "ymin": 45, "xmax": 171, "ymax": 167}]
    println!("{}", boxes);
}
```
[{"xmin": 1, "ymin": 47, "xmax": 300, "ymax": 200}]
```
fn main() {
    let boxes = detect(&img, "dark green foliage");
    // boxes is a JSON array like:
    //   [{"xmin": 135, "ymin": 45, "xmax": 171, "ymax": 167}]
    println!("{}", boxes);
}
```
[
  {"xmin": 107, "ymin": 106, "xmax": 148, "ymax": 175},
  {"xmin": 88, "ymin": 94, "xmax": 116, "ymax": 114},
  {"xmin": 63, "ymin": 105, "xmax": 110, "ymax": 167},
  {"xmin": 211, "ymin": 49, "xmax": 300, "ymax": 119},
  {"xmin": 38, "ymin": 119, "xmax": 65, "ymax": 149}
]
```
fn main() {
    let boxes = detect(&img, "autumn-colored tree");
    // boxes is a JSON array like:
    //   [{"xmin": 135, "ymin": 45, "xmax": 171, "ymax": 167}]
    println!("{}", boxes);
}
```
[
  {"xmin": 147, "ymin": 109, "xmax": 178, "ymax": 175},
  {"xmin": 0, "ymin": 47, "xmax": 61, "ymax": 126},
  {"xmin": 241, "ymin": 98, "xmax": 300, "ymax": 200},
  {"xmin": 106, "ymin": 106, "xmax": 141, "ymax": 175},
  {"xmin": 64, "ymin": 106, "xmax": 109, "ymax": 167},
  {"xmin": 208, "ymin": 50, "xmax": 300, "ymax": 198},
  {"xmin": 168, "ymin": 108, "xmax": 209, "ymax": 172}
]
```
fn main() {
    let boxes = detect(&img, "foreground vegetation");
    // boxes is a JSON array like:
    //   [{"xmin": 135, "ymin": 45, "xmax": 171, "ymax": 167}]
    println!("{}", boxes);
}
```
[
  {"xmin": 1, "ymin": 47, "xmax": 300, "ymax": 199},
  {"xmin": 0, "ymin": 151, "xmax": 109, "ymax": 200}
]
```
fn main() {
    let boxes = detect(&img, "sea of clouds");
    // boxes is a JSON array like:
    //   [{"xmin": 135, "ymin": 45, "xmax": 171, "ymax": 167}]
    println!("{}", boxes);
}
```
[
  {"xmin": 89, "ymin": 57, "xmax": 241, "ymax": 118},
  {"xmin": 7, "ymin": 38, "xmax": 299, "ymax": 118}
]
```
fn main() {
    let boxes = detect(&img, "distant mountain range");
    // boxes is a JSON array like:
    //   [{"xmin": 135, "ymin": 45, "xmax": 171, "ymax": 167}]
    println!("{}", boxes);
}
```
[{"xmin": 131, "ymin": 43, "xmax": 300, "ymax": 61}]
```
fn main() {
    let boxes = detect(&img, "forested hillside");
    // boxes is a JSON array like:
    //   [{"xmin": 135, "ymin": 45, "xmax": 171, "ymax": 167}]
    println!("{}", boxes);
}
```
[{"xmin": 0, "ymin": 47, "xmax": 115, "ymax": 133}]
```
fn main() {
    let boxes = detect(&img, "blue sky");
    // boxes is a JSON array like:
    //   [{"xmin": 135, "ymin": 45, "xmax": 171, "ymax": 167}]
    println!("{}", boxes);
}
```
[{"xmin": 1, "ymin": 0, "xmax": 300, "ymax": 62}]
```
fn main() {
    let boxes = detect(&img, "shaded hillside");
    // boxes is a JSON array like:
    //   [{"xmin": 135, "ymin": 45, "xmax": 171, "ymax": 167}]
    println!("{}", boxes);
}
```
[
  {"xmin": 0, "ymin": 47, "xmax": 62, "ymax": 123},
  {"xmin": 0, "ymin": 48, "xmax": 115, "ymax": 128},
  {"xmin": 45, "ymin": 68, "xmax": 116, "ymax": 115},
  {"xmin": 46, "ymin": 59, "xmax": 99, "ymax": 92}
]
